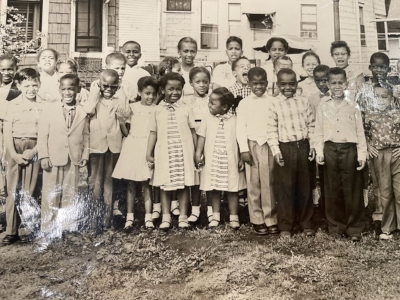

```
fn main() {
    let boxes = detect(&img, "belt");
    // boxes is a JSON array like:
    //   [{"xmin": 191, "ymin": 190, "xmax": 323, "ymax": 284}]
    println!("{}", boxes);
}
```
[
  {"xmin": 14, "ymin": 137, "xmax": 37, "ymax": 140},
  {"xmin": 325, "ymin": 141, "xmax": 356, "ymax": 147},
  {"xmin": 280, "ymin": 139, "xmax": 309, "ymax": 147},
  {"xmin": 195, "ymin": 119, "xmax": 202, "ymax": 122}
]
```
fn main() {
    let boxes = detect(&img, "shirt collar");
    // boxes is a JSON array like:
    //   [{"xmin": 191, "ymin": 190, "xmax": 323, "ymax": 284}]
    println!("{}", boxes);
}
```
[
  {"xmin": 0, "ymin": 82, "xmax": 12, "ymax": 90},
  {"xmin": 250, "ymin": 92, "xmax": 268, "ymax": 99}
]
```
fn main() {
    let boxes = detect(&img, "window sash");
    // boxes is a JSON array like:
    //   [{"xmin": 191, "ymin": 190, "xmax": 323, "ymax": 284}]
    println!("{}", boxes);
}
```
[
  {"xmin": 167, "ymin": 0, "xmax": 191, "ymax": 11},
  {"xmin": 7, "ymin": 0, "xmax": 41, "ymax": 43},
  {"xmin": 201, "ymin": 24, "xmax": 218, "ymax": 49},
  {"xmin": 301, "ymin": 4, "xmax": 317, "ymax": 39},
  {"xmin": 75, "ymin": 0, "xmax": 102, "ymax": 52}
]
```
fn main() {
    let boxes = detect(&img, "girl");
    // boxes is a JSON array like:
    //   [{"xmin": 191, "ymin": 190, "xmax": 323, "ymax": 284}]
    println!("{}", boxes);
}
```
[
  {"xmin": 112, "ymin": 76, "xmax": 158, "ymax": 231},
  {"xmin": 182, "ymin": 67, "xmax": 211, "ymax": 223},
  {"xmin": 56, "ymin": 58, "xmax": 90, "ymax": 104},
  {"xmin": 158, "ymin": 57, "xmax": 181, "ymax": 78},
  {"xmin": 195, "ymin": 87, "xmax": 245, "ymax": 229},
  {"xmin": 37, "ymin": 48, "xmax": 59, "ymax": 102},
  {"xmin": 262, "ymin": 37, "xmax": 289, "ymax": 78},
  {"xmin": 213, "ymin": 36, "xmax": 244, "ymax": 89},
  {"xmin": 298, "ymin": 52, "xmax": 321, "ymax": 99},
  {"xmin": 2, "ymin": 68, "xmax": 42, "ymax": 245},
  {"xmin": 177, "ymin": 37, "xmax": 198, "ymax": 96},
  {"xmin": 146, "ymin": 72, "xmax": 197, "ymax": 231}
]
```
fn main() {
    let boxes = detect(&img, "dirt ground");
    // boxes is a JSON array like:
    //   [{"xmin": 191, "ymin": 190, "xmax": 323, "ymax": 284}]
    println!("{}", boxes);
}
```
[{"xmin": 1, "ymin": 196, "xmax": 400, "ymax": 300}]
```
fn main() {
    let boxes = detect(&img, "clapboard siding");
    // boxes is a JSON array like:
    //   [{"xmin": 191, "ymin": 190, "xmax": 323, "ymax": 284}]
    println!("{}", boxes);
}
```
[{"xmin": 119, "ymin": 0, "xmax": 160, "ymax": 63}]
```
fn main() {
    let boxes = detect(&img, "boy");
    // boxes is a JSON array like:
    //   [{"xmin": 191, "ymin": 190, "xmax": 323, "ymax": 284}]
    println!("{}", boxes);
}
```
[
  {"xmin": 121, "ymin": 41, "xmax": 150, "ymax": 97},
  {"xmin": 315, "ymin": 67, "xmax": 367, "ymax": 241},
  {"xmin": 308, "ymin": 64, "xmax": 330, "ymax": 222},
  {"xmin": 236, "ymin": 67, "xmax": 277, "ymax": 235},
  {"xmin": 38, "ymin": 74, "xmax": 89, "ymax": 239},
  {"xmin": 0, "ymin": 54, "xmax": 20, "ymax": 101},
  {"xmin": 228, "ymin": 56, "xmax": 252, "ymax": 99},
  {"xmin": 90, "ymin": 52, "xmax": 134, "ymax": 106},
  {"xmin": 364, "ymin": 87, "xmax": 400, "ymax": 240},
  {"xmin": 268, "ymin": 56, "xmax": 293, "ymax": 97},
  {"xmin": 84, "ymin": 70, "xmax": 125, "ymax": 231},
  {"xmin": 267, "ymin": 68, "xmax": 315, "ymax": 238},
  {"xmin": 355, "ymin": 52, "xmax": 400, "ymax": 232}
]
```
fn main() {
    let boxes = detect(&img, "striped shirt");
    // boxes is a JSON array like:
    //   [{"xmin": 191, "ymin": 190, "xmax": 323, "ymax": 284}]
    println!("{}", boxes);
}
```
[{"xmin": 267, "ymin": 94, "xmax": 315, "ymax": 156}]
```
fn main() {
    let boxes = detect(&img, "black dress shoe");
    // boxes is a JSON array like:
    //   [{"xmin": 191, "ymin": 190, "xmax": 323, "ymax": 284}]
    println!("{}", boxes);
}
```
[
  {"xmin": 19, "ymin": 234, "xmax": 33, "ymax": 244},
  {"xmin": 268, "ymin": 225, "xmax": 279, "ymax": 234},
  {"xmin": 253, "ymin": 223, "xmax": 269, "ymax": 235},
  {"xmin": 2, "ymin": 235, "xmax": 19, "ymax": 245}
]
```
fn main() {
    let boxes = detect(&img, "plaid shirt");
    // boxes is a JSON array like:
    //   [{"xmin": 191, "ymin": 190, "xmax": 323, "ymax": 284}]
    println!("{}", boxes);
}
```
[
  {"xmin": 267, "ymin": 94, "xmax": 315, "ymax": 156},
  {"xmin": 228, "ymin": 82, "xmax": 252, "ymax": 99}
]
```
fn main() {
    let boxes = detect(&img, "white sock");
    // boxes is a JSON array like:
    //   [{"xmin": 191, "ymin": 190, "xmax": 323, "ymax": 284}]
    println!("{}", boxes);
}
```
[
  {"xmin": 207, "ymin": 206, "xmax": 213, "ymax": 217},
  {"xmin": 171, "ymin": 200, "xmax": 179, "ymax": 209},
  {"xmin": 191, "ymin": 206, "xmax": 200, "ymax": 216},
  {"xmin": 113, "ymin": 200, "xmax": 119, "ymax": 210},
  {"xmin": 127, "ymin": 213, "xmax": 134, "ymax": 221},
  {"xmin": 230, "ymin": 215, "xmax": 239, "ymax": 222},
  {"xmin": 212, "ymin": 212, "xmax": 220, "ymax": 222},
  {"xmin": 312, "ymin": 189, "xmax": 320, "ymax": 205},
  {"xmin": 145, "ymin": 214, "xmax": 152, "ymax": 222},
  {"xmin": 153, "ymin": 203, "xmax": 161, "ymax": 212},
  {"xmin": 179, "ymin": 215, "xmax": 188, "ymax": 222},
  {"xmin": 162, "ymin": 214, "xmax": 171, "ymax": 223},
  {"xmin": 363, "ymin": 189, "xmax": 369, "ymax": 207}
]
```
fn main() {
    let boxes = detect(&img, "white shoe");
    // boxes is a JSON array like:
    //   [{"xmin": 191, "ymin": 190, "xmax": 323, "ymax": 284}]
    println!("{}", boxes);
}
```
[{"xmin": 379, "ymin": 232, "xmax": 393, "ymax": 240}]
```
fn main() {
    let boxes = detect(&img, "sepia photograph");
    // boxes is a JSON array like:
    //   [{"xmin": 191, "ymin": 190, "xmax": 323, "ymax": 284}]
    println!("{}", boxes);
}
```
[{"xmin": 0, "ymin": 0, "xmax": 399, "ymax": 299}]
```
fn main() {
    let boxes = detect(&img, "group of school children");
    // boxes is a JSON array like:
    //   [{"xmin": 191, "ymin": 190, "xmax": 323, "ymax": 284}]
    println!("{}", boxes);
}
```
[{"xmin": 1, "ymin": 35, "xmax": 400, "ymax": 246}]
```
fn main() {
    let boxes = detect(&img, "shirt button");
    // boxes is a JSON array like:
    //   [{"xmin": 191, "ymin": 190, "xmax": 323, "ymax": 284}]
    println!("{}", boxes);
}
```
[{"xmin": 337, "ymin": 131, "xmax": 339, "ymax": 133}]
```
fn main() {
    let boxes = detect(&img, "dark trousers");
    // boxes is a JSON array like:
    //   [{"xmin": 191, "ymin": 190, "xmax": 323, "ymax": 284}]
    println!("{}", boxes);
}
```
[
  {"xmin": 273, "ymin": 140, "xmax": 313, "ymax": 232},
  {"xmin": 324, "ymin": 142, "xmax": 365, "ymax": 236}
]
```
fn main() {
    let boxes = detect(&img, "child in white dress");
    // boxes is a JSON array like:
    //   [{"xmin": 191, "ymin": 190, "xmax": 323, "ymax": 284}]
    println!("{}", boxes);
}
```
[
  {"xmin": 146, "ymin": 72, "xmax": 197, "ymax": 231},
  {"xmin": 112, "ymin": 77, "xmax": 158, "ymax": 231},
  {"xmin": 195, "ymin": 87, "xmax": 245, "ymax": 229},
  {"xmin": 182, "ymin": 67, "xmax": 211, "ymax": 223},
  {"xmin": 37, "ymin": 48, "xmax": 59, "ymax": 102}
]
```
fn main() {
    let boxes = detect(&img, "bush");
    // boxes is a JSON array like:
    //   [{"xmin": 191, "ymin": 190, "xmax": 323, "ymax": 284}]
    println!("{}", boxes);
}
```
[{"xmin": 0, "ymin": 6, "xmax": 43, "ymax": 60}]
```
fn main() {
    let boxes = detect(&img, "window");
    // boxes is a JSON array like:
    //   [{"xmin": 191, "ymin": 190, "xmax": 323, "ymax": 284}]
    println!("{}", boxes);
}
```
[
  {"xmin": 7, "ymin": 0, "xmax": 42, "ymax": 43},
  {"xmin": 76, "ymin": 0, "xmax": 102, "ymax": 52},
  {"xmin": 201, "ymin": 0, "xmax": 218, "ymax": 49},
  {"xmin": 228, "ymin": 3, "xmax": 241, "ymax": 36},
  {"xmin": 248, "ymin": 14, "xmax": 273, "ymax": 30},
  {"xmin": 300, "ymin": 4, "xmax": 317, "ymax": 39},
  {"xmin": 167, "ymin": 0, "xmax": 191, "ymax": 11},
  {"xmin": 376, "ymin": 21, "xmax": 387, "ymax": 50},
  {"xmin": 359, "ymin": 6, "xmax": 366, "ymax": 46}
]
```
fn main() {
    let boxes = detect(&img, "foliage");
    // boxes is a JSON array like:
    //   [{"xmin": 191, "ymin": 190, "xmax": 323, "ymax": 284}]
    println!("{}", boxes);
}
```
[{"xmin": 0, "ymin": 6, "xmax": 43, "ymax": 60}]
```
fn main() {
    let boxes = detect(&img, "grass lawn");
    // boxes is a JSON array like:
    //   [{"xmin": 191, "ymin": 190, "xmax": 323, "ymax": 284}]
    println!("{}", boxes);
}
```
[{"xmin": 0, "ymin": 195, "xmax": 400, "ymax": 299}]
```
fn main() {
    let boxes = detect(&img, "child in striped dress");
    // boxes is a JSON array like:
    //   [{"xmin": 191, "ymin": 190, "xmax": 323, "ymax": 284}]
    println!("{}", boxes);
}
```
[
  {"xmin": 195, "ymin": 87, "xmax": 245, "ymax": 228},
  {"xmin": 146, "ymin": 72, "xmax": 197, "ymax": 231}
]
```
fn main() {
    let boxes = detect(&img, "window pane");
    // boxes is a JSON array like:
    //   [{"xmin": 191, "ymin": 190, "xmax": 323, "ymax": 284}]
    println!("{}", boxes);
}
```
[
  {"xmin": 201, "ymin": 25, "xmax": 218, "ymax": 49},
  {"xmin": 301, "ymin": 5, "xmax": 316, "ymax": 14},
  {"xmin": 301, "ymin": 23, "xmax": 317, "ymax": 31},
  {"xmin": 228, "ymin": 3, "xmax": 241, "ymax": 21},
  {"xmin": 76, "ymin": 0, "xmax": 102, "ymax": 52},
  {"xmin": 167, "ymin": 0, "xmax": 191, "ymax": 11},
  {"xmin": 302, "ymin": 15, "xmax": 316, "ymax": 22}
]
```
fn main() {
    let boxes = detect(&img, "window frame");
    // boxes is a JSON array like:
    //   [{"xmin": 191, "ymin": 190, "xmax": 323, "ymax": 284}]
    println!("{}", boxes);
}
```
[
  {"xmin": 359, "ymin": 6, "xmax": 366, "ymax": 46},
  {"xmin": 75, "ymin": 0, "xmax": 103, "ymax": 53},
  {"xmin": 7, "ymin": 0, "xmax": 42, "ymax": 46},
  {"xmin": 200, "ymin": 0, "xmax": 218, "ymax": 50},
  {"xmin": 300, "ymin": 4, "xmax": 318, "ymax": 40},
  {"xmin": 167, "ymin": 0, "xmax": 191, "ymax": 12}
]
